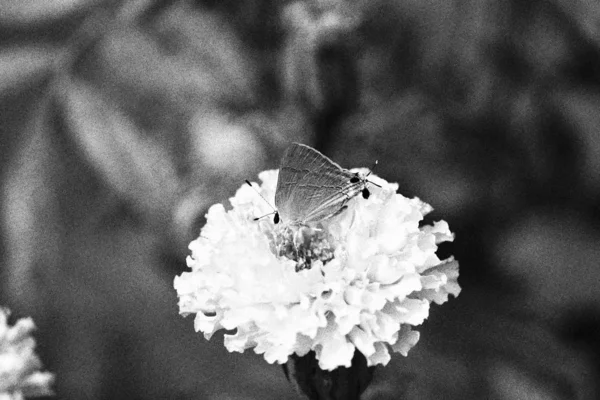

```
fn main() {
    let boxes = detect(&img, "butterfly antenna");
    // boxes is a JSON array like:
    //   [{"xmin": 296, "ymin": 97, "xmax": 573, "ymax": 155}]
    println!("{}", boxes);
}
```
[
  {"xmin": 366, "ymin": 160, "xmax": 381, "ymax": 187},
  {"xmin": 253, "ymin": 211, "xmax": 277, "ymax": 221},
  {"xmin": 245, "ymin": 180, "xmax": 280, "ymax": 222}
]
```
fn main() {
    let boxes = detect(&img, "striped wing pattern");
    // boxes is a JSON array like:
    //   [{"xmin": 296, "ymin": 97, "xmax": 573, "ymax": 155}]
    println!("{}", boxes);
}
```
[{"xmin": 275, "ymin": 143, "xmax": 364, "ymax": 224}]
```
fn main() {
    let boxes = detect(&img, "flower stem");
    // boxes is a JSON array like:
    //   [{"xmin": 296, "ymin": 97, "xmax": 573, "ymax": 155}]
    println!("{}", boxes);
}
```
[{"xmin": 283, "ymin": 350, "xmax": 376, "ymax": 400}]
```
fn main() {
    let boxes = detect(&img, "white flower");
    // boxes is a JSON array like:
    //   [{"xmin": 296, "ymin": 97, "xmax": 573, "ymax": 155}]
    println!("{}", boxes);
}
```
[
  {"xmin": 0, "ymin": 309, "xmax": 54, "ymax": 399},
  {"xmin": 174, "ymin": 169, "xmax": 460, "ymax": 370}
]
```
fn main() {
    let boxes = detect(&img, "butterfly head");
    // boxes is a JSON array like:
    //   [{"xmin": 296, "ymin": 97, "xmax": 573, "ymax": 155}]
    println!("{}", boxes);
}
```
[
  {"xmin": 350, "ymin": 163, "xmax": 380, "ymax": 199},
  {"xmin": 362, "ymin": 187, "xmax": 370, "ymax": 199}
]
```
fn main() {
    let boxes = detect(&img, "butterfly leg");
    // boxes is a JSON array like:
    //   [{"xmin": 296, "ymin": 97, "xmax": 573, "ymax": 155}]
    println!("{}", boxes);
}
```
[
  {"xmin": 293, "ymin": 226, "xmax": 314, "ymax": 271},
  {"xmin": 328, "ymin": 204, "xmax": 349, "ymax": 220}
]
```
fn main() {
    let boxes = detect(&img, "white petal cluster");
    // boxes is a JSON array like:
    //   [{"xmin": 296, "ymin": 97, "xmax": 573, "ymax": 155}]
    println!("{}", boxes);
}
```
[
  {"xmin": 0, "ymin": 309, "xmax": 54, "ymax": 399},
  {"xmin": 174, "ymin": 170, "xmax": 460, "ymax": 370}
]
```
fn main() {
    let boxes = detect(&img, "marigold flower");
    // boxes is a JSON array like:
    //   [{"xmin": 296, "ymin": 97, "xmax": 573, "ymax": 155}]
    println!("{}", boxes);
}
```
[
  {"xmin": 174, "ymin": 169, "xmax": 460, "ymax": 370},
  {"xmin": 0, "ymin": 308, "xmax": 54, "ymax": 399}
]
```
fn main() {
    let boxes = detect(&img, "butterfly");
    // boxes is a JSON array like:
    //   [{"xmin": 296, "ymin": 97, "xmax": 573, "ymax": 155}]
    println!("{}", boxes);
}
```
[
  {"xmin": 259, "ymin": 143, "xmax": 376, "ymax": 225},
  {"xmin": 247, "ymin": 143, "xmax": 377, "ymax": 270}
]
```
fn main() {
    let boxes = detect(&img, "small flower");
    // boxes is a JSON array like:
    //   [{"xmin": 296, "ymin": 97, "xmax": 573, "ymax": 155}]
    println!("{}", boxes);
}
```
[
  {"xmin": 0, "ymin": 308, "xmax": 54, "ymax": 399},
  {"xmin": 174, "ymin": 169, "xmax": 460, "ymax": 370}
]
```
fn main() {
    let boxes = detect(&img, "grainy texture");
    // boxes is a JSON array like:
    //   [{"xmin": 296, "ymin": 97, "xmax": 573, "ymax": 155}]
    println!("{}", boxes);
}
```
[{"xmin": 0, "ymin": 0, "xmax": 599, "ymax": 398}]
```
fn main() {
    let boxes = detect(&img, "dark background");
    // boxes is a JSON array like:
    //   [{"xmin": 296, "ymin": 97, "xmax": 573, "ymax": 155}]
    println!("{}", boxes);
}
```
[{"xmin": 1, "ymin": 0, "xmax": 599, "ymax": 398}]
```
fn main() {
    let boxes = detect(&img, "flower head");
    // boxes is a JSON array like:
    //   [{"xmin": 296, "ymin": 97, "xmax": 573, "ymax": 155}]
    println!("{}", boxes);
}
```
[
  {"xmin": 0, "ymin": 309, "xmax": 54, "ymax": 399},
  {"xmin": 174, "ymin": 169, "xmax": 460, "ymax": 370}
]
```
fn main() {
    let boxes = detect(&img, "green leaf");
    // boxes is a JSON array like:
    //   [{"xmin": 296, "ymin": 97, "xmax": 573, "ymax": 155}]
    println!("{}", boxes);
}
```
[
  {"xmin": 59, "ymin": 77, "xmax": 180, "ymax": 222},
  {"xmin": 0, "ymin": 46, "xmax": 55, "ymax": 93},
  {"xmin": 0, "ymin": 0, "xmax": 96, "ymax": 27},
  {"xmin": 2, "ymin": 95, "xmax": 62, "ymax": 308}
]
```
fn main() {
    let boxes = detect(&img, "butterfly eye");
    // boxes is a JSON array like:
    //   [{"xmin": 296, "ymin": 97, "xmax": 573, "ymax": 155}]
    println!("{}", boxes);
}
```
[
  {"xmin": 362, "ymin": 188, "xmax": 370, "ymax": 199},
  {"xmin": 274, "ymin": 212, "xmax": 280, "ymax": 224},
  {"xmin": 350, "ymin": 175, "xmax": 360, "ymax": 184}
]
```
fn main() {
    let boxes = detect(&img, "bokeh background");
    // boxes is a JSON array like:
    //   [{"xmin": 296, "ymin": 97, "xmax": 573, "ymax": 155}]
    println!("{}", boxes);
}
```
[{"xmin": 1, "ymin": 0, "xmax": 599, "ymax": 398}]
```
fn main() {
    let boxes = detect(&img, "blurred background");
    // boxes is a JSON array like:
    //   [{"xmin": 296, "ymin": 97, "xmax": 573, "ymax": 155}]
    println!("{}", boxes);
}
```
[{"xmin": 1, "ymin": 0, "xmax": 599, "ymax": 398}]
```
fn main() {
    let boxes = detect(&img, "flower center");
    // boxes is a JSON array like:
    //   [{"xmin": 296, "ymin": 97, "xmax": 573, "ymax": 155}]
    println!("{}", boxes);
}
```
[{"xmin": 271, "ymin": 224, "xmax": 336, "ymax": 272}]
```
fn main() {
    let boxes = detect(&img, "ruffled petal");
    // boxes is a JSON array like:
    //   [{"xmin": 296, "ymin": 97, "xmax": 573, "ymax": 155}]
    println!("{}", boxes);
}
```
[
  {"xmin": 175, "ymin": 168, "xmax": 460, "ymax": 370},
  {"xmin": 0, "ymin": 309, "xmax": 54, "ymax": 397}
]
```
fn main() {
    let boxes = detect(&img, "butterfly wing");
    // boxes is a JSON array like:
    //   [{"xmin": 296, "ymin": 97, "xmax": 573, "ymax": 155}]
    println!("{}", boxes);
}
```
[{"xmin": 275, "ymin": 143, "xmax": 364, "ymax": 224}]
